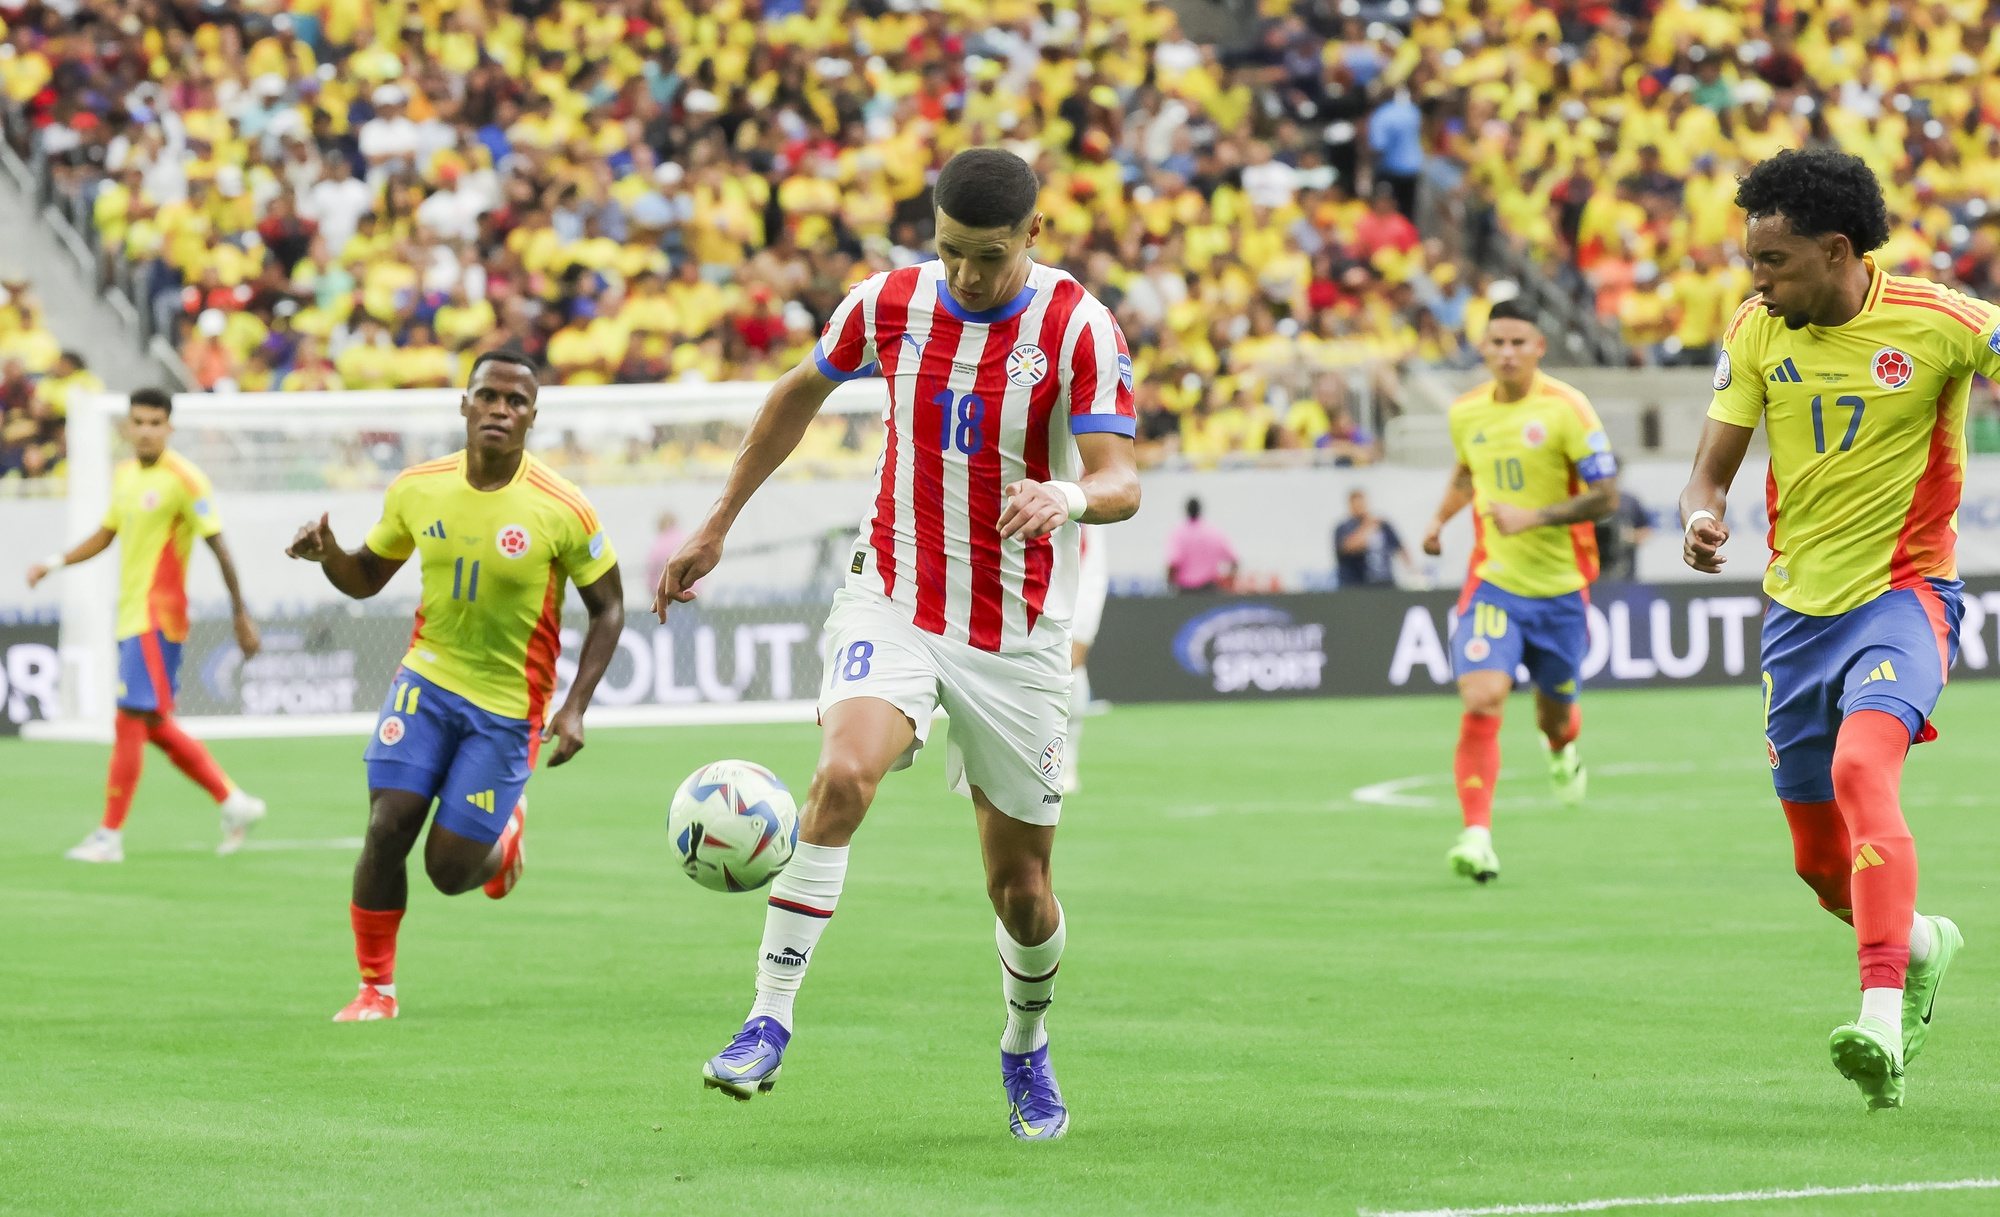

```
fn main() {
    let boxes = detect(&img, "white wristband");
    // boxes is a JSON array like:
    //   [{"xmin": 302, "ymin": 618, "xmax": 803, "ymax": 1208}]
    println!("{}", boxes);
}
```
[
  {"xmin": 1047, "ymin": 480, "xmax": 1088, "ymax": 522},
  {"xmin": 1683, "ymin": 510, "xmax": 1718, "ymax": 538},
  {"xmin": 42, "ymin": 552, "xmax": 66, "ymax": 570}
]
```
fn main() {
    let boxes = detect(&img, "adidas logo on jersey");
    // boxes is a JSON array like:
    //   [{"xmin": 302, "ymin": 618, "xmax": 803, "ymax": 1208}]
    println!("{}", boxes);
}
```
[
  {"xmin": 424, "ymin": 520, "xmax": 448, "ymax": 539},
  {"xmin": 1768, "ymin": 358, "xmax": 1804, "ymax": 383},
  {"xmin": 1852, "ymin": 843, "xmax": 1886, "ymax": 874},
  {"xmin": 466, "ymin": 789, "xmax": 496, "ymax": 813},
  {"xmin": 1862, "ymin": 661, "xmax": 1898, "ymax": 684}
]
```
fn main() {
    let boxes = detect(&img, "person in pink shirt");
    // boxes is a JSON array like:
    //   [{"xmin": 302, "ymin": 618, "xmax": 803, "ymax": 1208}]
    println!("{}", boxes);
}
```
[{"xmin": 1164, "ymin": 497, "xmax": 1239, "ymax": 593}]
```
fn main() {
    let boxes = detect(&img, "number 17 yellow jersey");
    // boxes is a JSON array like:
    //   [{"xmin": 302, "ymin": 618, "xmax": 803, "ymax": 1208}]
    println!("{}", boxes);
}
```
[{"xmin": 1708, "ymin": 258, "xmax": 2000, "ymax": 616}]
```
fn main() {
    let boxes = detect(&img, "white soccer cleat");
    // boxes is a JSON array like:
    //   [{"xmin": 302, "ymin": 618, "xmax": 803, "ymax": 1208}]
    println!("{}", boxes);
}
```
[
  {"xmin": 65, "ymin": 827, "xmax": 124, "ymax": 864},
  {"xmin": 217, "ymin": 788, "xmax": 268, "ymax": 856},
  {"xmin": 1547, "ymin": 742, "xmax": 1587, "ymax": 809}
]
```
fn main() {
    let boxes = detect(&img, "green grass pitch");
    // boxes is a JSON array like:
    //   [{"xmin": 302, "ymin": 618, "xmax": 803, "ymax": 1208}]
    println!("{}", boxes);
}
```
[{"xmin": 6, "ymin": 684, "xmax": 2000, "ymax": 1216}]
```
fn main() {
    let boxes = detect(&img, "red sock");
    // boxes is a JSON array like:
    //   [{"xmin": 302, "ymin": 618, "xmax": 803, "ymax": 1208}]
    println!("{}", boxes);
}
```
[
  {"xmin": 1454, "ymin": 712, "xmax": 1502, "ymax": 829},
  {"xmin": 103, "ymin": 712, "xmax": 148, "ymax": 830},
  {"xmin": 146, "ymin": 715, "xmax": 233, "ymax": 802},
  {"xmin": 351, "ymin": 903, "xmax": 405, "ymax": 988},
  {"xmin": 1832, "ymin": 710, "xmax": 1917, "ymax": 990},
  {"xmin": 1544, "ymin": 704, "xmax": 1581, "ymax": 751},
  {"xmin": 1781, "ymin": 798, "xmax": 1852, "ymax": 923}
]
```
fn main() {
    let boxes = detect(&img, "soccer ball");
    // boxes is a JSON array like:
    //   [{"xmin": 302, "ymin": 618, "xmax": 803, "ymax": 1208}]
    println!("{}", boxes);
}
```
[{"xmin": 667, "ymin": 760, "xmax": 800, "ymax": 893}]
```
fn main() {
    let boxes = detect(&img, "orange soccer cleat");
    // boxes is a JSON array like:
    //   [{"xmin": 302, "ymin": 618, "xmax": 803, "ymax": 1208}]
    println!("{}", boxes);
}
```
[
  {"xmin": 483, "ymin": 803, "xmax": 525, "ymax": 899},
  {"xmin": 332, "ymin": 983, "xmax": 398, "ymax": 1022}
]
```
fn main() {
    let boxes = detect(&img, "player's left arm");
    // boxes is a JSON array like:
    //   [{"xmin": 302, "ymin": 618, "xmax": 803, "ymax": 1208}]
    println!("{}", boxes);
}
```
[
  {"xmin": 1001, "ymin": 305, "xmax": 1141, "ymax": 540},
  {"xmin": 1490, "ymin": 406, "xmax": 1620, "ymax": 536},
  {"xmin": 543, "ymin": 566, "xmax": 625, "ymax": 767},
  {"xmin": 1000, "ymin": 433, "xmax": 1140, "ymax": 539},
  {"xmin": 203, "ymin": 535, "xmax": 261, "ymax": 659},
  {"xmin": 182, "ymin": 472, "xmax": 261, "ymax": 658}
]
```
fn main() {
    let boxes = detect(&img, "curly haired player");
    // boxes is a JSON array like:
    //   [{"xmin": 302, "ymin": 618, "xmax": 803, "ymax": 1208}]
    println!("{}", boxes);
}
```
[{"xmin": 1681, "ymin": 148, "xmax": 2000, "ymax": 1110}]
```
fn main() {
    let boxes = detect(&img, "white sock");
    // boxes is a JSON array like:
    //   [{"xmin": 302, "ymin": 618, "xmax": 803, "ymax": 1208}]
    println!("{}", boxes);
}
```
[
  {"xmin": 1462, "ymin": 825, "xmax": 1492, "ymax": 843},
  {"xmin": 374, "ymin": 983, "xmax": 397, "ymax": 998},
  {"xmin": 1860, "ymin": 987, "xmax": 1903, "ymax": 1039},
  {"xmin": 998, "ymin": 903, "xmax": 1065, "ymax": 1055},
  {"xmin": 1908, "ymin": 913, "xmax": 1935, "ymax": 967},
  {"xmin": 746, "ymin": 841, "xmax": 848, "ymax": 1030}
]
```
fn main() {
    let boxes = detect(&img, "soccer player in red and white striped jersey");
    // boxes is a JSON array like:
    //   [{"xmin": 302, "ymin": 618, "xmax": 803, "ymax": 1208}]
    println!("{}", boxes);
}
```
[{"xmin": 658, "ymin": 148, "xmax": 1139, "ymax": 1139}]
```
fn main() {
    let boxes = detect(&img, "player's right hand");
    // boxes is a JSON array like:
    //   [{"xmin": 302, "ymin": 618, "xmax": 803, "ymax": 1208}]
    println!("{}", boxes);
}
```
[
  {"xmin": 1421, "ymin": 523, "xmax": 1444, "ymax": 557},
  {"xmin": 1683, "ymin": 515, "xmax": 1729, "ymax": 574},
  {"xmin": 25, "ymin": 563, "xmax": 50, "ymax": 589},
  {"xmin": 656, "ymin": 529, "xmax": 722, "ymax": 621},
  {"xmin": 286, "ymin": 513, "xmax": 336, "ymax": 563}
]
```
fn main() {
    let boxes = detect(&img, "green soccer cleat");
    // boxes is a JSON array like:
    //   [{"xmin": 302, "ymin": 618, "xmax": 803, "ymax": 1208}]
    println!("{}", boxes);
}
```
[
  {"xmin": 1828, "ymin": 1016, "xmax": 1905, "ymax": 1111},
  {"xmin": 1447, "ymin": 828, "xmax": 1500, "ymax": 884},
  {"xmin": 1547, "ymin": 742, "xmax": 1587, "ymax": 808},
  {"xmin": 1901, "ymin": 915, "xmax": 1963, "ymax": 1067}
]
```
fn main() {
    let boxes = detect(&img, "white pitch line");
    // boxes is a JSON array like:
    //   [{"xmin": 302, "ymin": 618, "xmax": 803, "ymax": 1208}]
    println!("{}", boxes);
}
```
[
  {"xmin": 1359, "ymin": 1177, "xmax": 2000, "ymax": 1217},
  {"xmin": 1349, "ymin": 760, "xmax": 1751, "ymax": 811},
  {"xmin": 175, "ymin": 837, "xmax": 363, "ymax": 853}
]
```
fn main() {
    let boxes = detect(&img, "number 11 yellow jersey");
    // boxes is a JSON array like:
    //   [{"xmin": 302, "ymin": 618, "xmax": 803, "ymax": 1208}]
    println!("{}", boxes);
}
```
[{"xmin": 364, "ymin": 452, "xmax": 618, "ymax": 722}]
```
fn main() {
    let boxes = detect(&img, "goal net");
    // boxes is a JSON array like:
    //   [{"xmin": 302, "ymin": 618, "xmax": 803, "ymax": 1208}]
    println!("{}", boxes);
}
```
[{"xmin": 41, "ymin": 381, "xmax": 890, "ymax": 740}]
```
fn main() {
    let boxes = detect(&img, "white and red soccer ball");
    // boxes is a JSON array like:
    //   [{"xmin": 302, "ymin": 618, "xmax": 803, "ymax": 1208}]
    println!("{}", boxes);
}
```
[{"xmin": 667, "ymin": 760, "xmax": 799, "ymax": 893}]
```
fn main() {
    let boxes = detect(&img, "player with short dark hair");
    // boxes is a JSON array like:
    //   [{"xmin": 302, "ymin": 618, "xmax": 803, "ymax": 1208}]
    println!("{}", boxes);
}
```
[
  {"xmin": 660, "ymin": 146, "xmax": 1139, "ymax": 1139},
  {"xmin": 1681, "ymin": 147, "xmax": 1998, "ymax": 1109},
  {"xmin": 287, "ymin": 351, "xmax": 624, "ymax": 1022},
  {"xmin": 1422, "ymin": 300, "xmax": 1621, "ymax": 883},
  {"xmin": 28, "ymin": 389, "xmax": 267, "ymax": 861}
]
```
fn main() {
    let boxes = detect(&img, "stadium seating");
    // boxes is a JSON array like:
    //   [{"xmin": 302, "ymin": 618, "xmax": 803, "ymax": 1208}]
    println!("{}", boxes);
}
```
[
  {"xmin": 0, "ymin": 0, "xmax": 1499, "ymax": 481},
  {"xmin": 1429, "ymin": 0, "xmax": 2000, "ymax": 379},
  {"xmin": 12, "ymin": 0, "xmax": 2000, "ymax": 488}
]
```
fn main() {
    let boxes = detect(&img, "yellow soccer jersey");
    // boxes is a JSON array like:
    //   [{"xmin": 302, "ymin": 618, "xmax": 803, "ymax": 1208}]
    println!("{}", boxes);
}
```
[
  {"xmin": 364, "ymin": 452, "xmax": 618, "ymax": 721},
  {"xmin": 1448, "ymin": 373, "xmax": 1617, "ymax": 598},
  {"xmin": 102, "ymin": 451, "xmax": 222, "ymax": 641},
  {"xmin": 1709, "ymin": 260, "xmax": 2000, "ymax": 615}
]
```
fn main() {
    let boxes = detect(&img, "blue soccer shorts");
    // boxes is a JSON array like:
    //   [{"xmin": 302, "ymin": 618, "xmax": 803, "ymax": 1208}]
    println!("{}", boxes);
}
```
[
  {"xmin": 1450, "ymin": 580, "xmax": 1589, "ymax": 702},
  {"xmin": 1761, "ymin": 578, "xmax": 1961, "ymax": 803},
  {"xmin": 362, "ymin": 668, "xmax": 536, "ymax": 844},
  {"xmin": 116, "ymin": 630, "xmax": 183, "ymax": 713}
]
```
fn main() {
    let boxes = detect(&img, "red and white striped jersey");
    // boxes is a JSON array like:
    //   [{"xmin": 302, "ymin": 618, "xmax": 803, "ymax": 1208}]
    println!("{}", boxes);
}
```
[{"xmin": 814, "ymin": 260, "xmax": 1136, "ymax": 653}]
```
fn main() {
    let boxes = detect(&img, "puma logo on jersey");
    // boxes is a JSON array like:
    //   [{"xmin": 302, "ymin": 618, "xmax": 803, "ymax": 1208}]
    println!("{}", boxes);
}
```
[
  {"xmin": 1768, "ymin": 358, "xmax": 1804, "ymax": 383},
  {"xmin": 424, "ymin": 520, "xmax": 448, "ymax": 540},
  {"xmin": 901, "ymin": 333, "xmax": 928, "ymax": 358}
]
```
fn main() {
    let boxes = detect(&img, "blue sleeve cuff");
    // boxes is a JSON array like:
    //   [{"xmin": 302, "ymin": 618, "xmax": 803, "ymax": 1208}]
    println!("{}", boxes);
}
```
[
  {"xmin": 1577, "ymin": 452, "xmax": 1618, "ymax": 483},
  {"xmin": 813, "ymin": 348, "xmax": 877, "ymax": 383},
  {"xmin": 1071, "ymin": 413, "xmax": 1138, "ymax": 437}
]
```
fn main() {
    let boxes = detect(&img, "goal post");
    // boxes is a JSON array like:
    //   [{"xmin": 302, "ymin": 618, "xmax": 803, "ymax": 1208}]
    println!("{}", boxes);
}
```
[{"xmin": 36, "ymin": 381, "xmax": 890, "ymax": 742}]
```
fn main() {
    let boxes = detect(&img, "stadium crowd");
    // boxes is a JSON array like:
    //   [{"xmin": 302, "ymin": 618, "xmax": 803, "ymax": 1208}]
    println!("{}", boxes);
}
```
[
  {"xmin": 1427, "ymin": 0, "xmax": 2000, "ymax": 378},
  {"xmin": 8, "ymin": 0, "xmax": 2000, "ymax": 488},
  {"xmin": 2, "ymin": 0, "xmax": 1485, "ymax": 483}
]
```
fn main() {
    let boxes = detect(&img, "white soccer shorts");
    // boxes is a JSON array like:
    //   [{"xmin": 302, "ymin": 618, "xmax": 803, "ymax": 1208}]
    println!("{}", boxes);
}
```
[{"xmin": 816, "ymin": 588, "xmax": 1071, "ymax": 826}]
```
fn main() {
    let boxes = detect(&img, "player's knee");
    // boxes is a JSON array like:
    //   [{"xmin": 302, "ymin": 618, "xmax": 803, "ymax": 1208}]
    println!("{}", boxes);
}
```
[
  {"xmin": 808, "ymin": 755, "xmax": 881, "ymax": 820},
  {"xmin": 985, "ymin": 863, "xmax": 1052, "ymax": 927},
  {"xmin": 1461, "ymin": 690, "xmax": 1505, "ymax": 717},
  {"xmin": 1828, "ymin": 744, "xmax": 1883, "ymax": 803},
  {"xmin": 361, "ymin": 799, "xmax": 424, "ymax": 859},
  {"xmin": 422, "ymin": 849, "xmax": 478, "ymax": 895}
]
